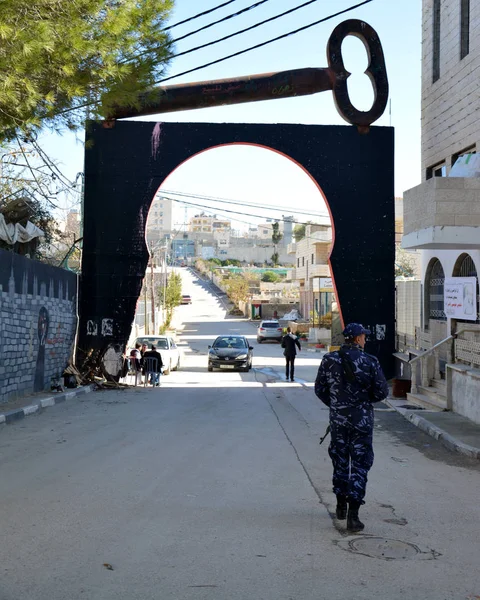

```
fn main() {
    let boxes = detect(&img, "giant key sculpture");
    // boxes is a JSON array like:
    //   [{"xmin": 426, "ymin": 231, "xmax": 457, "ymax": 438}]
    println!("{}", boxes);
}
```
[{"xmin": 110, "ymin": 19, "xmax": 389, "ymax": 132}]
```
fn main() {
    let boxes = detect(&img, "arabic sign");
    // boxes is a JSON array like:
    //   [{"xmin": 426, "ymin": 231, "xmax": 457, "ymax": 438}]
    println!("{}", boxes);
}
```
[
  {"xmin": 319, "ymin": 277, "xmax": 334, "ymax": 291},
  {"xmin": 444, "ymin": 277, "xmax": 477, "ymax": 321}
]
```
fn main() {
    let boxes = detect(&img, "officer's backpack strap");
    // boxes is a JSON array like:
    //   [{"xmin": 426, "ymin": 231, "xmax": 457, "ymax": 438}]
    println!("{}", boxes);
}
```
[{"xmin": 338, "ymin": 348, "xmax": 356, "ymax": 383}]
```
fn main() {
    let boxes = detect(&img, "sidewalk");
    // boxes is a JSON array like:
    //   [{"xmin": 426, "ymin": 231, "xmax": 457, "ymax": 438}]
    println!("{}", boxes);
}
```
[
  {"xmin": 386, "ymin": 398, "xmax": 480, "ymax": 460},
  {"xmin": 0, "ymin": 384, "xmax": 95, "ymax": 425}
]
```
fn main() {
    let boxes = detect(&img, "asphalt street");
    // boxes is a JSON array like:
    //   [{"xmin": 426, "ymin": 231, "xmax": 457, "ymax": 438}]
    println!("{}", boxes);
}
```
[{"xmin": 1, "ymin": 267, "xmax": 479, "ymax": 600}]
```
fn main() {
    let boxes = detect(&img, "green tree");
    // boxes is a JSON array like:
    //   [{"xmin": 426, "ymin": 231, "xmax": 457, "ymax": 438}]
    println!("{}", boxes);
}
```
[
  {"xmin": 225, "ymin": 274, "xmax": 249, "ymax": 308},
  {"xmin": 271, "ymin": 221, "xmax": 283, "ymax": 245},
  {"xmin": 261, "ymin": 270, "xmax": 280, "ymax": 283},
  {"xmin": 271, "ymin": 252, "xmax": 279, "ymax": 266},
  {"xmin": 0, "ymin": 0, "xmax": 174, "ymax": 139},
  {"xmin": 294, "ymin": 221, "xmax": 312, "ymax": 242},
  {"xmin": 158, "ymin": 271, "xmax": 182, "ymax": 328},
  {"xmin": 395, "ymin": 247, "xmax": 418, "ymax": 278}
]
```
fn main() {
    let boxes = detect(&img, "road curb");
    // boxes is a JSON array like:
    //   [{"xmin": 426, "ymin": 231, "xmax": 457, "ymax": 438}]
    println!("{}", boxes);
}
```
[
  {"xmin": 0, "ymin": 384, "xmax": 96, "ymax": 426},
  {"xmin": 385, "ymin": 399, "xmax": 480, "ymax": 460}
]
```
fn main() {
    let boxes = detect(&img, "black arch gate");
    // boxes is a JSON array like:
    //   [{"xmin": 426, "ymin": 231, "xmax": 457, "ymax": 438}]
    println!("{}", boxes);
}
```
[{"xmin": 78, "ymin": 120, "xmax": 395, "ymax": 376}]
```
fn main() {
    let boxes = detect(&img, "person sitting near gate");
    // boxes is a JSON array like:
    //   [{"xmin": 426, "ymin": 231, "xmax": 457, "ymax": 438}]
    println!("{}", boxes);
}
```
[{"xmin": 142, "ymin": 345, "xmax": 163, "ymax": 386}]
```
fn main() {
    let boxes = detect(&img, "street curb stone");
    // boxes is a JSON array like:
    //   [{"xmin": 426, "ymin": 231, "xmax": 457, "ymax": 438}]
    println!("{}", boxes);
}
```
[
  {"xmin": 0, "ymin": 384, "xmax": 96, "ymax": 426},
  {"xmin": 385, "ymin": 399, "xmax": 480, "ymax": 460}
]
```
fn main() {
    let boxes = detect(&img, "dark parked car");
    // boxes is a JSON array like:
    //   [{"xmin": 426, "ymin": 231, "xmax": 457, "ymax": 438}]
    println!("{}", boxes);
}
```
[{"xmin": 208, "ymin": 335, "xmax": 253, "ymax": 372}]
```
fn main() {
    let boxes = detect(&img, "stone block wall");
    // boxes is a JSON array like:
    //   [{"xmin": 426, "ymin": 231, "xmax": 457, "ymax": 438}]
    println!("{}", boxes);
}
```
[
  {"xmin": 396, "ymin": 279, "xmax": 422, "ymax": 338},
  {"xmin": 403, "ymin": 177, "xmax": 480, "ymax": 234},
  {"xmin": 0, "ymin": 249, "xmax": 78, "ymax": 404},
  {"xmin": 422, "ymin": 0, "xmax": 480, "ymax": 175}
]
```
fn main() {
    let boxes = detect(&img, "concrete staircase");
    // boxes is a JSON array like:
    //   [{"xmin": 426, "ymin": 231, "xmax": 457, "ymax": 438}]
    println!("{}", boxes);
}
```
[{"xmin": 406, "ymin": 377, "xmax": 447, "ymax": 410}]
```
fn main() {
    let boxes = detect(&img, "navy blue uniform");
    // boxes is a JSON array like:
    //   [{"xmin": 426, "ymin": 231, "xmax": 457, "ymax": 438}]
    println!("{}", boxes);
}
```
[{"xmin": 315, "ymin": 343, "xmax": 389, "ymax": 503}]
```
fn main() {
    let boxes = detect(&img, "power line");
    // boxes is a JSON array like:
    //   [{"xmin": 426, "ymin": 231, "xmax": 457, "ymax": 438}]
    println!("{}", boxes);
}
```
[
  {"xmin": 159, "ymin": 188, "xmax": 329, "ymax": 218},
  {"xmin": 44, "ymin": 0, "xmax": 375, "ymax": 121},
  {"xmin": 163, "ymin": 196, "xmax": 332, "ymax": 246},
  {"xmin": 125, "ymin": 0, "xmax": 272, "ymax": 65},
  {"xmin": 167, "ymin": 194, "xmax": 328, "ymax": 227},
  {"xmin": 170, "ymin": 0, "xmax": 324, "ymax": 62},
  {"xmin": 156, "ymin": 0, "xmax": 374, "ymax": 84},
  {"xmin": 161, "ymin": 0, "xmax": 240, "ymax": 32}
]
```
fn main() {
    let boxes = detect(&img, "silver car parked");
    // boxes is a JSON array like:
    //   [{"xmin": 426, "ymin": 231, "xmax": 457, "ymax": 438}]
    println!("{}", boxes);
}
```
[{"xmin": 256, "ymin": 320, "xmax": 283, "ymax": 343}]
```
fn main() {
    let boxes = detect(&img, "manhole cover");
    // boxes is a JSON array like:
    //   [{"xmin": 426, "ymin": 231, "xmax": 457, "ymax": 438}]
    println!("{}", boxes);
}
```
[{"xmin": 338, "ymin": 537, "xmax": 440, "ymax": 561}]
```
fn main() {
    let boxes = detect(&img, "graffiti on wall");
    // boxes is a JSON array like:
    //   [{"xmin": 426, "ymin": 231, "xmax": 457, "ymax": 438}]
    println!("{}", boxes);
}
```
[{"xmin": 0, "ymin": 249, "xmax": 78, "ymax": 403}]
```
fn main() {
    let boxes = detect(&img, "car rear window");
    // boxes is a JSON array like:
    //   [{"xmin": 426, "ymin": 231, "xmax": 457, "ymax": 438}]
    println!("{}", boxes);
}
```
[
  {"xmin": 136, "ymin": 338, "xmax": 169, "ymax": 349},
  {"xmin": 262, "ymin": 322, "xmax": 280, "ymax": 328},
  {"xmin": 213, "ymin": 337, "xmax": 247, "ymax": 348}
]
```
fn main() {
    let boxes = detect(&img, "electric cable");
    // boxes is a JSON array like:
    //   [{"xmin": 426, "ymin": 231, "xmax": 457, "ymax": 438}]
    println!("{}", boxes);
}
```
[
  {"xmin": 124, "ymin": 0, "xmax": 272, "ymax": 65},
  {"xmin": 162, "ymin": 0, "xmax": 240, "ymax": 32},
  {"xmin": 170, "ymin": 0, "xmax": 326, "ymax": 62},
  {"xmin": 43, "ymin": 0, "xmax": 375, "ymax": 121},
  {"xmin": 159, "ymin": 188, "xmax": 329, "ymax": 219},
  {"xmin": 166, "ymin": 194, "xmax": 329, "ymax": 227},
  {"xmin": 156, "ymin": 0, "xmax": 374, "ymax": 84}
]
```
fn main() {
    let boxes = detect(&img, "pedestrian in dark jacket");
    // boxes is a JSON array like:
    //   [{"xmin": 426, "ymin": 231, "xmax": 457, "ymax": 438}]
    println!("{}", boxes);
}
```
[
  {"xmin": 314, "ymin": 323, "xmax": 389, "ymax": 532},
  {"xmin": 281, "ymin": 327, "xmax": 301, "ymax": 382}
]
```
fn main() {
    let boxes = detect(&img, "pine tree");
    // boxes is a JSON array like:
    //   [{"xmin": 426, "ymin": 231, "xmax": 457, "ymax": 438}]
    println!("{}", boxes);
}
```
[{"xmin": 0, "ymin": 0, "xmax": 174, "ymax": 140}]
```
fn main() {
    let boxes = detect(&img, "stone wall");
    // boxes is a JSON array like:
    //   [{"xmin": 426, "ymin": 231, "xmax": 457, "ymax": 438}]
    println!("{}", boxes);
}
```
[
  {"xmin": 422, "ymin": 0, "xmax": 480, "ymax": 176},
  {"xmin": 448, "ymin": 364, "xmax": 480, "ymax": 424},
  {"xmin": 0, "ymin": 250, "xmax": 78, "ymax": 404}
]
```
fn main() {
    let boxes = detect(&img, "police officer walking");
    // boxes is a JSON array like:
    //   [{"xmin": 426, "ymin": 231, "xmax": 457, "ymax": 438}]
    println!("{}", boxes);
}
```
[{"xmin": 314, "ymin": 323, "xmax": 389, "ymax": 532}]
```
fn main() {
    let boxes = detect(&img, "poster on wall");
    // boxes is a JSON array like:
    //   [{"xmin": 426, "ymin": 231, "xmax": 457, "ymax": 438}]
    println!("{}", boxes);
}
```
[{"xmin": 444, "ymin": 277, "xmax": 477, "ymax": 320}]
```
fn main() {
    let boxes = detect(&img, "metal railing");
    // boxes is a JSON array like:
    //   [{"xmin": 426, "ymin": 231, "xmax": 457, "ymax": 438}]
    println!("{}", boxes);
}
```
[{"xmin": 407, "ymin": 327, "xmax": 479, "ymax": 395}]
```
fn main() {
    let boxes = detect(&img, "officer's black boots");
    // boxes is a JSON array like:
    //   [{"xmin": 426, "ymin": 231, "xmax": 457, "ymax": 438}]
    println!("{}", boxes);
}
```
[
  {"xmin": 347, "ymin": 501, "xmax": 365, "ymax": 532},
  {"xmin": 335, "ymin": 494, "xmax": 347, "ymax": 520}
]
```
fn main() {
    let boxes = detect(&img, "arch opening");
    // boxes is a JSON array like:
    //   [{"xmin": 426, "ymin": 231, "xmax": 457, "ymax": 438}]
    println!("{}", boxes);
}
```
[{"xmin": 140, "ymin": 143, "xmax": 340, "ymax": 341}]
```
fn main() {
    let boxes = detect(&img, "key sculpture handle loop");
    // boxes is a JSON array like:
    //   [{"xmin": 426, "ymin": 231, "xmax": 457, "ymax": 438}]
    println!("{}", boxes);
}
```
[{"xmin": 327, "ymin": 20, "xmax": 389, "ymax": 130}]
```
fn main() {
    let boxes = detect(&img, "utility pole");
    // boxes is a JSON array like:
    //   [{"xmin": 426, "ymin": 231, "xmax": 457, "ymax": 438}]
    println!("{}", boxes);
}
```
[
  {"xmin": 150, "ymin": 252, "xmax": 156, "ymax": 335},
  {"xmin": 144, "ymin": 275, "xmax": 149, "ymax": 334}
]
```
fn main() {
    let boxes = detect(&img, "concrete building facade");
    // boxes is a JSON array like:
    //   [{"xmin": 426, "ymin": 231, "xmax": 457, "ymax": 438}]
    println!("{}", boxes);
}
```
[
  {"xmin": 288, "ymin": 224, "xmax": 332, "ymax": 320},
  {"xmin": 146, "ymin": 194, "xmax": 174, "ymax": 242},
  {"xmin": 189, "ymin": 214, "xmax": 231, "ymax": 234},
  {"xmin": 402, "ymin": 0, "xmax": 480, "ymax": 420}
]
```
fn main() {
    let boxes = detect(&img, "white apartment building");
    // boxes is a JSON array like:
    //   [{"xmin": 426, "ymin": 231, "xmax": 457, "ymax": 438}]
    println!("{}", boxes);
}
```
[
  {"xmin": 288, "ymin": 224, "xmax": 333, "ymax": 321},
  {"xmin": 402, "ymin": 0, "xmax": 480, "ymax": 422},
  {"xmin": 146, "ymin": 194, "xmax": 173, "ymax": 241}
]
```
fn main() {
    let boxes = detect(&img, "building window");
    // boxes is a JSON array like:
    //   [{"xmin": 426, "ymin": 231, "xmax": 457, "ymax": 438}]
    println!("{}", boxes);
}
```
[
  {"xmin": 426, "ymin": 161, "xmax": 447, "ymax": 179},
  {"xmin": 311, "ymin": 253, "xmax": 314, "ymax": 264},
  {"xmin": 433, "ymin": 0, "xmax": 441, "ymax": 83},
  {"xmin": 460, "ymin": 0, "xmax": 470, "ymax": 59},
  {"xmin": 425, "ymin": 258, "xmax": 446, "ymax": 325},
  {"xmin": 452, "ymin": 146, "xmax": 476, "ymax": 167},
  {"xmin": 297, "ymin": 258, "xmax": 300, "ymax": 267},
  {"xmin": 302, "ymin": 257, "xmax": 305, "ymax": 267}
]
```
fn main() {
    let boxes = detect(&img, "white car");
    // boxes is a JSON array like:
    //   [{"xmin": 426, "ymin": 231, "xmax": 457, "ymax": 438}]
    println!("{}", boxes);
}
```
[
  {"xmin": 134, "ymin": 335, "xmax": 181, "ymax": 375},
  {"xmin": 256, "ymin": 320, "xmax": 284, "ymax": 343}
]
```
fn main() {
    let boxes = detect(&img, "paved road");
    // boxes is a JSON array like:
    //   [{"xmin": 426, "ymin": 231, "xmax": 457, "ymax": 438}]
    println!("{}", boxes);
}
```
[{"xmin": 1, "ymin": 267, "xmax": 480, "ymax": 600}]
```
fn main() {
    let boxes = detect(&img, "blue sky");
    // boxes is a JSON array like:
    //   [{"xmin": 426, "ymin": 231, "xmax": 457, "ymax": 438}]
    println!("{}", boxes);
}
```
[{"xmin": 40, "ymin": 0, "xmax": 422, "ymax": 230}]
